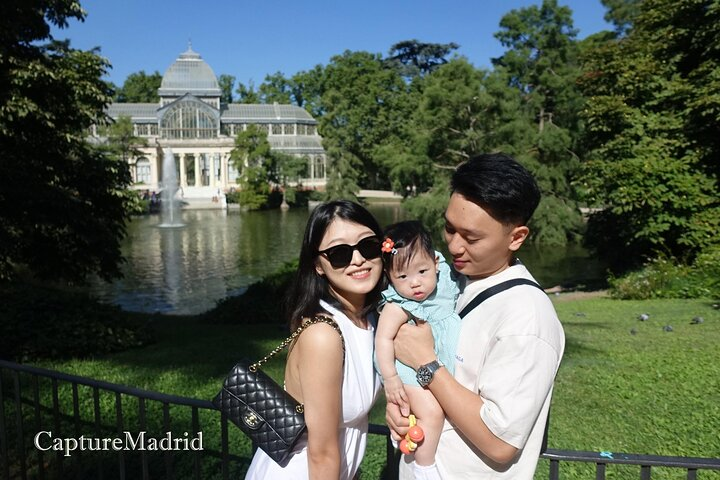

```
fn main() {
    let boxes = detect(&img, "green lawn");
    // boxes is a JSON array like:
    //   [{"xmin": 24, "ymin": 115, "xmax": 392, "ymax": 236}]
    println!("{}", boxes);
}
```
[{"xmin": 26, "ymin": 295, "xmax": 720, "ymax": 479}]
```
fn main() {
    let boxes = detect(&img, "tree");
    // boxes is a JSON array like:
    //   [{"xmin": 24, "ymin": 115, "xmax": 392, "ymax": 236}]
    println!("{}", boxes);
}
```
[
  {"xmin": 218, "ymin": 74, "xmax": 235, "ymax": 104},
  {"xmin": 492, "ymin": 0, "xmax": 586, "ymax": 244},
  {"xmin": 115, "ymin": 70, "xmax": 161, "ymax": 102},
  {"xmin": 414, "ymin": 59, "xmax": 493, "ymax": 166},
  {"xmin": 317, "ymin": 50, "xmax": 411, "ymax": 193},
  {"xmin": 0, "ymin": 0, "xmax": 132, "ymax": 282},
  {"xmin": 385, "ymin": 39, "xmax": 460, "ymax": 80},
  {"xmin": 323, "ymin": 151, "xmax": 362, "ymax": 202},
  {"xmin": 271, "ymin": 151, "xmax": 307, "ymax": 207},
  {"xmin": 601, "ymin": 0, "xmax": 640, "ymax": 36},
  {"xmin": 101, "ymin": 116, "xmax": 147, "ymax": 164},
  {"xmin": 229, "ymin": 125, "xmax": 272, "ymax": 209},
  {"xmin": 578, "ymin": 0, "xmax": 720, "ymax": 269},
  {"xmin": 258, "ymin": 71, "xmax": 293, "ymax": 104},
  {"xmin": 390, "ymin": 59, "xmax": 517, "ymax": 235},
  {"xmin": 235, "ymin": 81, "xmax": 260, "ymax": 104},
  {"xmin": 290, "ymin": 65, "xmax": 325, "ymax": 115}
]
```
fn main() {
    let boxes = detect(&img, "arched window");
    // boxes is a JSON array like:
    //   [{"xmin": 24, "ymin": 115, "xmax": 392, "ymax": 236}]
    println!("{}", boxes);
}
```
[
  {"xmin": 313, "ymin": 156, "xmax": 325, "ymax": 179},
  {"xmin": 160, "ymin": 101, "xmax": 218, "ymax": 139},
  {"xmin": 136, "ymin": 157, "xmax": 151, "ymax": 184},
  {"xmin": 228, "ymin": 163, "xmax": 239, "ymax": 185}
]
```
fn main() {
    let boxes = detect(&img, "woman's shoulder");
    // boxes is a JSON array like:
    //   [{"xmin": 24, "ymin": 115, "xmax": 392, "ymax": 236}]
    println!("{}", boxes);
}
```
[
  {"xmin": 299, "ymin": 313, "xmax": 343, "ymax": 336},
  {"xmin": 294, "ymin": 317, "xmax": 344, "ymax": 356}
]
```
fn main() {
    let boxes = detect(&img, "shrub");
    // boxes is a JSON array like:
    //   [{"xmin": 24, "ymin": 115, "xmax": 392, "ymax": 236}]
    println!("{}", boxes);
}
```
[
  {"xmin": 609, "ymin": 246, "xmax": 720, "ymax": 300},
  {"xmin": 307, "ymin": 189, "xmax": 324, "ymax": 201},
  {"xmin": 203, "ymin": 259, "xmax": 299, "ymax": 325},
  {"xmin": 225, "ymin": 189, "xmax": 241, "ymax": 204},
  {"xmin": 0, "ymin": 282, "xmax": 154, "ymax": 361},
  {"xmin": 236, "ymin": 189, "xmax": 267, "ymax": 210}
]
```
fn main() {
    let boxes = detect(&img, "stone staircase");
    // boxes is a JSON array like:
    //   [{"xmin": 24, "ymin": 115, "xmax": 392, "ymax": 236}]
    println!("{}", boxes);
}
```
[{"xmin": 179, "ymin": 186, "xmax": 227, "ymax": 210}]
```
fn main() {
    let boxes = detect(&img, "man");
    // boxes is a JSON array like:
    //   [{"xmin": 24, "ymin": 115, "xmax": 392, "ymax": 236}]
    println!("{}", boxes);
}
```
[{"xmin": 387, "ymin": 153, "xmax": 565, "ymax": 479}]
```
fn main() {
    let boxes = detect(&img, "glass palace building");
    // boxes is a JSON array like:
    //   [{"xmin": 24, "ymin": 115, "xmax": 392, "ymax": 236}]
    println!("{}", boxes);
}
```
[{"xmin": 92, "ymin": 46, "xmax": 327, "ymax": 203}]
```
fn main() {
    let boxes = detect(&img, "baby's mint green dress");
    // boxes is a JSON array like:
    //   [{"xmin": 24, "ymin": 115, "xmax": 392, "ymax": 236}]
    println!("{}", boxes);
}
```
[{"xmin": 377, "ymin": 251, "xmax": 462, "ymax": 387}]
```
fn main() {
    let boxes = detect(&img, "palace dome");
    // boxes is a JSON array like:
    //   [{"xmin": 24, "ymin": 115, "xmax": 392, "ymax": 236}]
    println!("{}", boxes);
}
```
[{"xmin": 158, "ymin": 46, "xmax": 221, "ymax": 97}]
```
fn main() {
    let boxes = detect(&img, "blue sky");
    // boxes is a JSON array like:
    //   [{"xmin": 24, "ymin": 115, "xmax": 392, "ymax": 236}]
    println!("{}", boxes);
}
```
[{"xmin": 53, "ymin": 0, "xmax": 612, "ymax": 88}]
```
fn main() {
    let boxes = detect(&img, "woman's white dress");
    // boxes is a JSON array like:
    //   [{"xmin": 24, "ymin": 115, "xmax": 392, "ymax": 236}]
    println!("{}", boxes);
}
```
[{"xmin": 245, "ymin": 300, "xmax": 381, "ymax": 479}]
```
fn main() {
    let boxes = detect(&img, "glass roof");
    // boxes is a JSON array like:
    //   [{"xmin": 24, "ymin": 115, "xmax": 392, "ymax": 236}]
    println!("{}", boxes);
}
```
[
  {"xmin": 107, "ymin": 101, "xmax": 317, "ymax": 125},
  {"xmin": 107, "ymin": 103, "xmax": 158, "ymax": 120},
  {"xmin": 222, "ymin": 104, "xmax": 315, "ymax": 122},
  {"xmin": 158, "ymin": 46, "xmax": 221, "ymax": 97},
  {"xmin": 269, "ymin": 136, "xmax": 324, "ymax": 153}
]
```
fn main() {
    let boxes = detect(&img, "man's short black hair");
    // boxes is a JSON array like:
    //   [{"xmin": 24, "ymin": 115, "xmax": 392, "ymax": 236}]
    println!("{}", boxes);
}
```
[{"xmin": 451, "ymin": 153, "xmax": 541, "ymax": 225}]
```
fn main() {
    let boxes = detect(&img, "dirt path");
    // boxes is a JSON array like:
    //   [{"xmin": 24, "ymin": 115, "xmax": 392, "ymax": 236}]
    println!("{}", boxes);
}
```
[{"xmin": 548, "ymin": 290, "xmax": 609, "ymax": 302}]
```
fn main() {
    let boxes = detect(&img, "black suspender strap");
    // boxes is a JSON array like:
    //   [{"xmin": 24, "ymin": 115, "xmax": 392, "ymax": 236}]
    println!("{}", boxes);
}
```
[{"xmin": 458, "ymin": 278, "xmax": 544, "ymax": 319}]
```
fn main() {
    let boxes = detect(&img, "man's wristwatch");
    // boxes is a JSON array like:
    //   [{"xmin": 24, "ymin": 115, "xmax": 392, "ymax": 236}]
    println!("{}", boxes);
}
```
[{"xmin": 416, "ymin": 359, "xmax": 444, "ymax": 387}]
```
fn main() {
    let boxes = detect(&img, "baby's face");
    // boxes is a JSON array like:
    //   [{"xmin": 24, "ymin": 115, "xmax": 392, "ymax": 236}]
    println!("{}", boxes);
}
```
[{"xmin": 388, "ymin": 250, "xmax": 439, "ymax": 302}]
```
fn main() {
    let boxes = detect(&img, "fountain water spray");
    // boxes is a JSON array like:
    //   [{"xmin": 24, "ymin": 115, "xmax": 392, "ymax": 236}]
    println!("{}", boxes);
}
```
[{"xmin": 158, "ymin": 147, "xmax": 184, "ymax": 227}]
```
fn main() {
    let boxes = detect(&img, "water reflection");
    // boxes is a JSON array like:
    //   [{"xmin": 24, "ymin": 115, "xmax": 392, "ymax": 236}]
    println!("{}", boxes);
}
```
[
  {"xmin": 91, "ymin": 208, "xmax": 330, "ymax": 314},
  {"xmin": 89, "ymin": 206, "xmax": 605, "ymax": 315}
]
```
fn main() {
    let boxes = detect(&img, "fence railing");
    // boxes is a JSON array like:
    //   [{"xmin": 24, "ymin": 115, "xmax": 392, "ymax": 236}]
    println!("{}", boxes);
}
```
[
  {"xmin": 2, "ymin": 359, "xmax": 719, "ymax": 480},
  {"xmin": 540, "ymin": 449, "xmax": 720, "ymax": 480}
]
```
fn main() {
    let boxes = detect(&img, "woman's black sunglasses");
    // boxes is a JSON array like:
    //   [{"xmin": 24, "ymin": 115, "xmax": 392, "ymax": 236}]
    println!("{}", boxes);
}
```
[{"xmin": 317, "ymin": 236, "xmax": 382, "ymax": 269}]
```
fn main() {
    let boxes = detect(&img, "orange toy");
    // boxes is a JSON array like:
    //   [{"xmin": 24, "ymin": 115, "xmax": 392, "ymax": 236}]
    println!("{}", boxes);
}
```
[{"xmin": 399, "ymin": 414, "xmax": 424, "ymax": 454}]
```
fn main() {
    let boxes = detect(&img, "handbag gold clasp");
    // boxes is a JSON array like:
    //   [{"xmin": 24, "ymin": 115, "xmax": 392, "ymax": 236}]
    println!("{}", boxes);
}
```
[{"xmin": 242, "ymin": 409, "xmax": 263, "ymax": 429}]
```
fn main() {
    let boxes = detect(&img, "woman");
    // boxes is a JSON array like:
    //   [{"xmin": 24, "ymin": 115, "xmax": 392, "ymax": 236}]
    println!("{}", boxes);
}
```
[{"xmin": 246, "ymin": 200, "xmax": 385, "ymax": 479}]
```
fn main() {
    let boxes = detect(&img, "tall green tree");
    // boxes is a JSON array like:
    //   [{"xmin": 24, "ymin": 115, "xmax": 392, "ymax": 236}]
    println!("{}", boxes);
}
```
[
  {"xmin": 0, "ymin": 0, "xmax": 132, "ymax": 282},
  {"xmin": 115, "ymin": 70, "xmax": 161, "ymax": 102},
  {"xmin": 291, "ymin": 65, "xmax": 325, "ymax": 115},
  {"xmin": 492, "ymin": 0, "xmax": 585, "ymax": 244},
  {"xmin": 415, "ymin": 59, "xmax": 493, "ymax": 167},
  {"xmin": 323, "ymin": 152, "xmax": 363, "ymax": 202},
  {"xmin": 97, "ymin": 115, "xmax": 147, "ymax": 214},
  {"xmin": 258, "ymin": 71, "xmax": 293, "ymax": 104},
  {"xmin": 601, "ymin": 0, "xmax": 641, "ymax": 35},
  {"xmin": 398, "ymin": 59, "xmax": 524, "ymax": 236},
  {"xmin": 318, "ymin": 50, "xmax": 411, "ymax": 194},
  {"xmin": 385, "ymin": 39, "xmax": 460, "ymax": 80},
  {"xmin": 229, "ymin": 125, "xmax": 272, "ymax": 209},
  {"xmin": 271, "ymin": 151, "xmax": 307, "ymax": 207},
  {"xmin": 101, "ymin": 115, "xmax": 147, "ymax": 164},
  {"xmin": 235, "ymin": 81, "xmax": 260, "ymax": 104},
  {"xmin": 218, "ymin": 74, "xmax": 235, "ymax": 104},
  {"xmin": 374, "ymin": 41, "xmax": 464, "ymax": 195},
  {"xmin": 579, "ymin": 0, "xmax": 720, "ymax": 268}
]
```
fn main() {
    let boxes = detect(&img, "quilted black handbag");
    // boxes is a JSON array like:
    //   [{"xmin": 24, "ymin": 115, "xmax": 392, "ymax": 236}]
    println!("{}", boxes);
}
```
[{"xmin": 212, "ymin": 316, "xmax": 344, "ymax": 464}]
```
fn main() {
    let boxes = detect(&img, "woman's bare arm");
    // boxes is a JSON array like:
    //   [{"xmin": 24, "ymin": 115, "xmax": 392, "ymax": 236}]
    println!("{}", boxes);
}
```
[{"xmin": 292, "ymin": 322, "xmax": 345, "ymax": 479}]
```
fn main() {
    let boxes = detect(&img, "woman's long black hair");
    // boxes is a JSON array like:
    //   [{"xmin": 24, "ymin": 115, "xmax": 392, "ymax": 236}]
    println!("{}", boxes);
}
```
[{"xmin": 285, "ymin": 200, "xmax": 385, "ymax": 330}]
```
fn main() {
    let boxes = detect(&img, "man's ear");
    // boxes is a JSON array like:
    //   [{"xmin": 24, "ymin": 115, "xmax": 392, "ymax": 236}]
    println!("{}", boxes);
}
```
[{"xmin": 508, "ymin": 225, "xmax": 530, "ymax": 252}]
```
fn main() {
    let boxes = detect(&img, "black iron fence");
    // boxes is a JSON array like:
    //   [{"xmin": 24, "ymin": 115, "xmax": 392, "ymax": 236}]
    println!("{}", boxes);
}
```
[
  {"xmin": 541, "ymin": 449, "xmax": 720, "ymax": 480},
  {"xmin": 1, "ymin": 359, "xmax": 719, "ymax": 479}
]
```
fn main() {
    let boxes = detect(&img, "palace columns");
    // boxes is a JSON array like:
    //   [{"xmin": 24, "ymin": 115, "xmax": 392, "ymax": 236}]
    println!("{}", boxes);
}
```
[
  {"xmin": 194, "ymin": 154, "xmax": 200, "ymax": 187},
  {"xmin": 220, "ymin": 153, "xmax": 227, "ymax": 189},
  {"xmin": 179, "ymin": 154, "xmax": 187, "ymax": 187}
]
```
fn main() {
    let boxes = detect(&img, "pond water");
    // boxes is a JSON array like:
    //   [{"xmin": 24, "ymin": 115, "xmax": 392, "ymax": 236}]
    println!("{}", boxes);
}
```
[{"xmin": 88, "ymin": 206, "xmax": 606, "ymax": 315}]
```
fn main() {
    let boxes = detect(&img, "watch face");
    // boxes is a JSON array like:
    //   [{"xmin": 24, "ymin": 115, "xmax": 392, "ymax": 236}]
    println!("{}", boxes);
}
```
[{"xmin": 417, "ymin": 366, "xmax": 433, "ymax": 386}]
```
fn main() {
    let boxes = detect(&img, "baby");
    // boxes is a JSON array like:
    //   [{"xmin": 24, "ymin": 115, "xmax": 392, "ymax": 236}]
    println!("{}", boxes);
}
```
[{"xmin": 375, "ymin": 221, "xmax": 462, "ymax": 478}]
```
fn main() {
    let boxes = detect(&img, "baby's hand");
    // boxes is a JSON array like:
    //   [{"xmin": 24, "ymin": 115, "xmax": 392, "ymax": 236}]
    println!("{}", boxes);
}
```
[{"xmin": 383, "ymin": 374, "xmax": 409, "ymax": 409}]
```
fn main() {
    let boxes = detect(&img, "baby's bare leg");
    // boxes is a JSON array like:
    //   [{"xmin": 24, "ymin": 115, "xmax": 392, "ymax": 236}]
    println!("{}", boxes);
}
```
[{"xmin": 404, "ymin": 385, "xmax": 444, "ymax": 466}]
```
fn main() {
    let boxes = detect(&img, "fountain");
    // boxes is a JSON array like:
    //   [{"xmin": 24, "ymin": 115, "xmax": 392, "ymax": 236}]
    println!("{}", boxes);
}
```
[{"xmin": 158, "ymin": 147, "xmax": 185, "ymax": 228}]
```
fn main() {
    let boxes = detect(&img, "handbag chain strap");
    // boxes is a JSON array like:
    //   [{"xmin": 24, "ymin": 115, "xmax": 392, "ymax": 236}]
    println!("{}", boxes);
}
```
[{"xmin": 249, "ymin": 315, "xmax": 345, "ymax": 371}]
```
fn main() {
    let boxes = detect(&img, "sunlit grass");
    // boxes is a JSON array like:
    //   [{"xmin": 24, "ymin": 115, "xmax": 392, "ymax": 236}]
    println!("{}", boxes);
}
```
[{"xmin": 24, "ymin": 296, "xmax": 720, "ymax": 479}]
